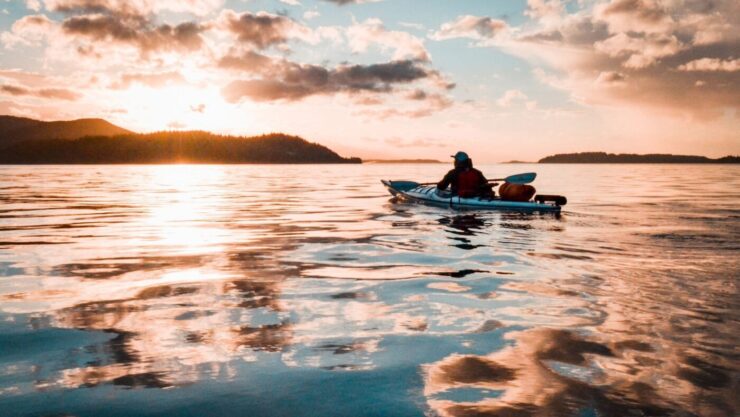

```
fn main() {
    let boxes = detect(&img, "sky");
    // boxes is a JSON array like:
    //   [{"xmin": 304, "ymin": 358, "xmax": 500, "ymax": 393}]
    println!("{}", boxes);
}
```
[{"xmin": 0, "ymin": 0, "xmax": 738, "ymax": 162}]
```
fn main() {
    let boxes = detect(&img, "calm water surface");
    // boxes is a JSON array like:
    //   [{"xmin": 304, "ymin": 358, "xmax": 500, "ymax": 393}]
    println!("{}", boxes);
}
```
[{"xmin": 0, "ymin": 164, "xmax": 738, "ymax": 417}]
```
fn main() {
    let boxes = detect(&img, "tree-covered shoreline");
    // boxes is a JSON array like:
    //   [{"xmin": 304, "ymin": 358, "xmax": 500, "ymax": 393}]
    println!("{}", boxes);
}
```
[
  {"xmin": 539, "ymin": 152, "xmax": 739, "ymax": 164},
  {"xmin": 0, "ymin": 131, "xmax": 362, "ymax": 164}
]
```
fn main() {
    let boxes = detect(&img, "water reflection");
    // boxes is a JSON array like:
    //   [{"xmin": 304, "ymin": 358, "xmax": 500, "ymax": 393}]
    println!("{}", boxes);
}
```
[
  {"xmin": 424, "ymin": 326, "xmax": 736, "ymax": 417},
  {"xmin": 0, "ymin": 164, "xmax": 738, "ymax": 417},
  {"xmin": 439, "ymin": 214, "xmax": 487, "ymax": 250}
]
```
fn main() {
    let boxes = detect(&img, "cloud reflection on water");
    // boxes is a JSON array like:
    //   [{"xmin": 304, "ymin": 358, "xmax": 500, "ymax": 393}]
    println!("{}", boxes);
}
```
[{"xmin": 0, "ymin": 164, "xmax": 737, "ymax": 417}]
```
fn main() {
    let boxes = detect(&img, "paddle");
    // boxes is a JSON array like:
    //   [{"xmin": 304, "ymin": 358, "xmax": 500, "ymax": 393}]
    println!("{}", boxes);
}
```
[
  {"xmin": 416, "ymin": 172, "xmax": 537, "ymax": 186},
  {"xmin": 495, "ymin": 172, "xmax": 537, "ymax": 184}
]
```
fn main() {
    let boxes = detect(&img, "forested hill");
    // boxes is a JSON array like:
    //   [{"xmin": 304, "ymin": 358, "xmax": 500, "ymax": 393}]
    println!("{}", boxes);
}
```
[
  {"xmin": 539, "ymin": 152, "xmax": 740, "ymax": 164},
  {"xmin": 0, "ymin": 131, "xmax": 361, "ymax": 164},
  {"xmin": 0, "ymin": 115, "xmax": 132, "ymax": 146}
]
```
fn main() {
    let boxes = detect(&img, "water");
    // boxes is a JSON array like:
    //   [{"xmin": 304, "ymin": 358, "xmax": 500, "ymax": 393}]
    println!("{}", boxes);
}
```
[{"xmin": 0, "ymin": 164, "xmax": 738, "ymax": 417}]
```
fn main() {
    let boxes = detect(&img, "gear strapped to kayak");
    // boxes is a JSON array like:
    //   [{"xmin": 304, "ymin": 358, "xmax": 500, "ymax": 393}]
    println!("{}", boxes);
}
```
[{"xmin": 498, "ymin": 182, "xmax": 536, "ymax": 202}]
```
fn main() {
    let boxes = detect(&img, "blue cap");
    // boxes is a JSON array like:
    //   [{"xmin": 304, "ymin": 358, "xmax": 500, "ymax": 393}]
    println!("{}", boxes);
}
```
[{"xmin": 451, "ymin": 151, "xmax": 469, "ymax": 161}]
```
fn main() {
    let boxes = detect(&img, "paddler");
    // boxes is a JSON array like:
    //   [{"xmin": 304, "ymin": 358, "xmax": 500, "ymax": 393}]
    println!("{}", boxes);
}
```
[
  {"xmin": 437, "ymin": 151, "xmax": 493, "ymax": 198},
  {"xmin": 437, "ymin": 151, "xmax": 537, "ymax": 201}
]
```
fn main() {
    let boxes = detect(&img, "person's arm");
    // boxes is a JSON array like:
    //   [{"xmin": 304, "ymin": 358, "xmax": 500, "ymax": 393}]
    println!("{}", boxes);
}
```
[
  {"xmin": 437, "ymin": 170, "xmax": 454, "ymax": 190},
  {"xmin": 477, "ymin": 169, "xmax": 489, "ymax": 189},
  {"xmin": 476, "ymin": 169, "xmax": 495, "ymax": 195}
]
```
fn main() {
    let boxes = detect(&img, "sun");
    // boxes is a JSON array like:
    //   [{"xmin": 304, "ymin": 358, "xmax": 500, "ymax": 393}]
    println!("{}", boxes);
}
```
[{"xmin": 109, "ymin": 83, "xmax": 259, "ymax": 135}]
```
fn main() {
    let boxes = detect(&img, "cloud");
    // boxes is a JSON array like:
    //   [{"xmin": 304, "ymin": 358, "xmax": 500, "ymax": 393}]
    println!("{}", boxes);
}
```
[
  {"xmin": 678, "ymin": 58, "xmax": 740, "ymax": 72},
  {"xmin": 334, "ymin": 60, "xmax": 440, "ymax": 87},
  {"xmin": 44, "ymin": 0, "xmax": 145, "ymax": 16},
  {"xmin": 594, "ymin": 32, "xmax": 683, "ymax": 68},
  {"xmin": 223, "ymin": 79, "xmax": 314, "ymax": 102},
  {"xmin": 595, "ymin": 71, "xmax": 627, "ymax": 85},
  {"xmin": 303, "ymin": 10, "xmax": 320, "ymax": 20},
  {"xmin": 0, "ymin": 83, "xmax": 81, "ymax": 100},
  {"xmin": 61, "ymin": 15, "xmax": 205, "ymax": 54},
  {"xmin": 43, "ymin": 0, "xmax": 224, "ymax": 17},
  {"xmin": 350, "ymin": 87, "xmax": 453, "ymax": 119},
  {"xmin": 2, "ymin": 4, "xmax": 454, "ymax": 120},
  {"xmin": 494, "ymin": 89, "xmax": 537, "ymax": 110},
  {"xmin": 321, "ymin": 0, "xmax": 381, "ymax": 5},
  {"xmin": 0, "ymin": 69, "xmax": 50, "ymax": 85},
  {"xmin": 222, "ymin": 59, "xmax": 439, "ymax": 103},
  {"xmin": 595, "ymin": 0, "xmax": 674, "ymax": 33},
  {"xmin": 217, "ymin": 50, "xmax": 276, "ymax": 73},
  {"xmin": 525, "ymin": 0, "xmax": 564, "ymax": 26},
  {"xmin": 0, "ymin": 68, "xmax": 83, "ymax": 101},
  {"xmin": 346, "ymin": 18, "xmax": 430, "ymax": 61},
  {"xmin": 2, "ymin": 2, "xmax": 214, "ymax": 61},
  {"xmin": 217, "ymin": 10, "xmax": 309, "ymax": 50},
  {"xmin": 1, "ymin": 8, "xmax": 208, "ymax": 60},
  {"xmin": 109, "ymin": 71, "xmax": 186, "ymax": 89},
  {"xmin": 431, "ymin": 15, "xmax": 508, "ymax": 41},
  {"xmin": 1, "ymin": 14, "xmax": 56, "ymax": 47},
  {"xmin": 26, "ymin": 0, "xmax": 41, "ymax": 11},
  {"xmin": 505, "ymin": 0, "xmax": 740, "ymax": 118},
  {"xmin": 382, "ymin": 92, "xmax": 452, "ymax": 118},
  {"xmin": 496, "ymin": 89, "xmax": 528, "ymax": 107}
]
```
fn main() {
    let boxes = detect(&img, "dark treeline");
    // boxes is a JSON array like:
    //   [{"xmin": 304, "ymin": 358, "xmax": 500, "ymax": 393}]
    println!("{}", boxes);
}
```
[
  {"xmin": 0, "ymin": 116, "xmax": 132, "ymax": 146},
  {"xmin": 0, "ymin": 131, "xmax": 362, "ymax": 164},
  {"xmin": 539, "ymin": 152, "xmax": 740, "ymax": 164}
]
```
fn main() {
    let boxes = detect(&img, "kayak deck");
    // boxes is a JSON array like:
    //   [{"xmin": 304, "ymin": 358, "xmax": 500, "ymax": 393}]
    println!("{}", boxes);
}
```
[{"xmin": 381, "ymin": 180, "xmax": 562, "ymax": 213}]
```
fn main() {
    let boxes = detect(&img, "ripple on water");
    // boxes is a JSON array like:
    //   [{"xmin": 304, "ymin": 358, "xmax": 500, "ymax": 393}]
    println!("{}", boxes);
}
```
[{"xmin": 0, "ymin": 164, "xmax": 737, "ymax": 417}]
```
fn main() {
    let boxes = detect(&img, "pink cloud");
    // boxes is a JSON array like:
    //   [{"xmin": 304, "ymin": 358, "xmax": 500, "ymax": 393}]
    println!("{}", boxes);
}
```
[
  {"xmin": 431, "ymin": 15, "xmax": 508, "ymax": 42},
  {"xmin": 678, "ymin": 58, "xmax": 740, "ymax": 72},
  {"xmin": 346, "ymin": 18, "xmax": 430, "ymax": 61},
  {"xmin": 481, "ymin": 0, "xmax": 740, "ymax": 119}
]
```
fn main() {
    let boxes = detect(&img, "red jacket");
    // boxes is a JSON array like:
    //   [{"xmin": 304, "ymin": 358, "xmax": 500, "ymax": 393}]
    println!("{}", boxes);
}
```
[{"xmin": 437, "ymin": 168, "xmax": 488, "ymax": 197}]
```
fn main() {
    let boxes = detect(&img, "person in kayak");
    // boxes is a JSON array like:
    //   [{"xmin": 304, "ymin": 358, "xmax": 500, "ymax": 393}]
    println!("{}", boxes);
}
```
[{"xmin": 437, "ymin": 151, "xmax": 493, "ymax": 198}]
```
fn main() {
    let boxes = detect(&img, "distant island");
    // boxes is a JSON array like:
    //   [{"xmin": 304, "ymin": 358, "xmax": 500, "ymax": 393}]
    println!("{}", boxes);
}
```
[
  {"xmin": 364, "ymin": 159, "xmax": 443, "ymax": 164},
  {"xmin": 501, "ymin": 160, "xmax": 534, "ymax": 164},
  {"xmin": 539, "ymin": 152, "xmax": 740, "ymax": 164},
  {"xmin": 0, "ymin": 116, "xmax": 360, "ymax": 164}
]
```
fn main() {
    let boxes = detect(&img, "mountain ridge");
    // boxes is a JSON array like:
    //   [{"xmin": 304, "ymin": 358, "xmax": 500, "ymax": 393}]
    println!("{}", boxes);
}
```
[
  {"xmin": 0, "ymin": 115, "xmax": 133, "ymax": 147},
  {"xmin": 539, "ymin": 152, "xmax": 739, "ymax": 164}
]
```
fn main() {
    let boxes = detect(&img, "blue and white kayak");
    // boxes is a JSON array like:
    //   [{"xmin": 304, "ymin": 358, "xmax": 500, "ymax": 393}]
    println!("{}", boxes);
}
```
[{"xmin": 381, "ymin": 180, "xmax": 564, "ymax": 213}]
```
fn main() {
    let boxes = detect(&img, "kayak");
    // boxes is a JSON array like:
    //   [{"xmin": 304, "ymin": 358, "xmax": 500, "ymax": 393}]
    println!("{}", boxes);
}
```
[{"xmin": 381, "ymin": 180, "xmax": 565, "ymax": 213}]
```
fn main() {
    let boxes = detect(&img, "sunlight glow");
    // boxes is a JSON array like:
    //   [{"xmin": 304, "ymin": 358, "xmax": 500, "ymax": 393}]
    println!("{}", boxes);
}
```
[
  {"xmin": 143, "ymin": 166, "xmax": 230, "ymax": 254},
  {"xmin": 112, "ymin": 85, "xmax": 257, "ymax": 134}
]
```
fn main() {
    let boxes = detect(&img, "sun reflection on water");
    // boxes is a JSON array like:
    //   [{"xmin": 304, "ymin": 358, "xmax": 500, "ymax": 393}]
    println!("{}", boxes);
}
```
[
  {"xmin": 140, "ymin": 165, "xmax": 231, "ymax": 255},
  {"xmin": 0, "ymin": 164, "xmax": 737, "ymax": 416}
]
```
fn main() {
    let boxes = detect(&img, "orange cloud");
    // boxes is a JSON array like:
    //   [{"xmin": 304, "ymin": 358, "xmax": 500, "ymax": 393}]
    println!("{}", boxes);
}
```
[{"xmin": 1, "ymin": 84, "xmax": 81, "ymax": 100}]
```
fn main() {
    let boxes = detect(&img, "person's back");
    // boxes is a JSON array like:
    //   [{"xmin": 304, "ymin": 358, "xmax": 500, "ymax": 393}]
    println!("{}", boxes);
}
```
[{"xmin": 437, "ymin": 152, "xmax": 489, "ymax": 197}]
